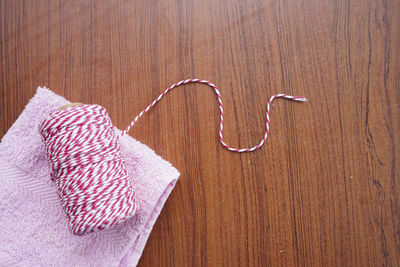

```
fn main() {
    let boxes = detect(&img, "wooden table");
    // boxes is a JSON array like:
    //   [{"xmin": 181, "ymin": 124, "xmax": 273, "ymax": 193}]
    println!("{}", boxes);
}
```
[{"xmin": 1, "ymin": 0, "xmax": 399, "ymax": 266}]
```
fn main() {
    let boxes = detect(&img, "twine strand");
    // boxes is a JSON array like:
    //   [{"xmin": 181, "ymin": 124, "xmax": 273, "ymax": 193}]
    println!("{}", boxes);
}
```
[{"xmin": 122, "ymin": 79, "xmax": 307, "ymax": 152}]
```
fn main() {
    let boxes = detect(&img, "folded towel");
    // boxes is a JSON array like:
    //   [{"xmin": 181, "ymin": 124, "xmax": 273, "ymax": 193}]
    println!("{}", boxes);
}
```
[{"xmin": 0, "ymin": 87, "xmax": 180, "ymax": 266}]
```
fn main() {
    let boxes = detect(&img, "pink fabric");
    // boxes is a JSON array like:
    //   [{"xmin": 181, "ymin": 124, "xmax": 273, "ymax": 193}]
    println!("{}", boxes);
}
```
[{"xmin": 0, "ymin": 87, "xmax": 180, "ymax": 266}]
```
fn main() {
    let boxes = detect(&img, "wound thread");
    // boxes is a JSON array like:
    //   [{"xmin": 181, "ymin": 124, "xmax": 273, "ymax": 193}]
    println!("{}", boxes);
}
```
[{"xmin": 39, "ymin": 104, "xmax": 138, "ymax": 235}]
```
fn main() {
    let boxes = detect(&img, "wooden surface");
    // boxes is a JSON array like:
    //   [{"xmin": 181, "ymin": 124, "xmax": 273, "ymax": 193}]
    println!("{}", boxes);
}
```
[{"xmin": 1, "ymin": 0, "xmax": 399, "ymax": 266}]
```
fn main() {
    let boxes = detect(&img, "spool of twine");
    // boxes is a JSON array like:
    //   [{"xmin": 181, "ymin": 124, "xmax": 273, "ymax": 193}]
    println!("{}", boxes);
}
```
[{"xmin": 39, "ymin": 104, "xmax": 138, "ymax": 235}]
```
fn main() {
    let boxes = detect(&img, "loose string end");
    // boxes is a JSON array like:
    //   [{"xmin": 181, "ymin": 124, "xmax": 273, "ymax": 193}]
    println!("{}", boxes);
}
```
[{"xmin": 295, "ymin": 97, "xmax": 307, "ymax": 102}]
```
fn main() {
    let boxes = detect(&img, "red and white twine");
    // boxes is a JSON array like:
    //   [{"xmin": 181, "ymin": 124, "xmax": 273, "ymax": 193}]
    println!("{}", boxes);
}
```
[
  {"xmin": 122, "ymin": 79, "xmax": 307, "ymax": 152},
  {"xmin": 39, "ymin": 78, "xmax": 306, "ymax": 235},
  {"xmin": 39, "ymin": 105, "xmax": 138, "ymax": 235}
]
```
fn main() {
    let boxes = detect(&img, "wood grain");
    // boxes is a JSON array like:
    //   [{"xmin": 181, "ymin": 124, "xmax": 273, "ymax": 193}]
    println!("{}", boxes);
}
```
[{"xmin": 1, "ymin": 0, "xmax": 399, "ymax": 266}]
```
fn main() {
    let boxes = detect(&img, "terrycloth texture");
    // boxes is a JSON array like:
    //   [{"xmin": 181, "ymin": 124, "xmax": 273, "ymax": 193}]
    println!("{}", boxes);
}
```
[{"xmin": 0, "ymin": 87, "xmax": 180, "ymax": 266}]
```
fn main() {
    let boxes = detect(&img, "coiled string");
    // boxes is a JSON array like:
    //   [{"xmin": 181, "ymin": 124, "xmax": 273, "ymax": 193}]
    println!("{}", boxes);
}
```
[
  {"xmin": 39, "ymin": 105, "xmax": 138, "ymax": 235},
  {"xmin": 39, "ymin": 79, "xmax": 306, "ymax": 235}
]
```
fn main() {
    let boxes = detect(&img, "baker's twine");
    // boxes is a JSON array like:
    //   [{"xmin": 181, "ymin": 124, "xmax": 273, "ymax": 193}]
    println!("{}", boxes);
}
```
[{"xmin": 39, "ymin": 78, "xmax": 306, "ymax": 235}]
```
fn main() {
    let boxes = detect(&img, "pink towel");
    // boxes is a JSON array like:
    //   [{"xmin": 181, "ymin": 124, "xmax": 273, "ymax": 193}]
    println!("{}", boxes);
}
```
[{"xmin": 0, "ymin": 87, "xmax": 180, "ymax": 266}]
